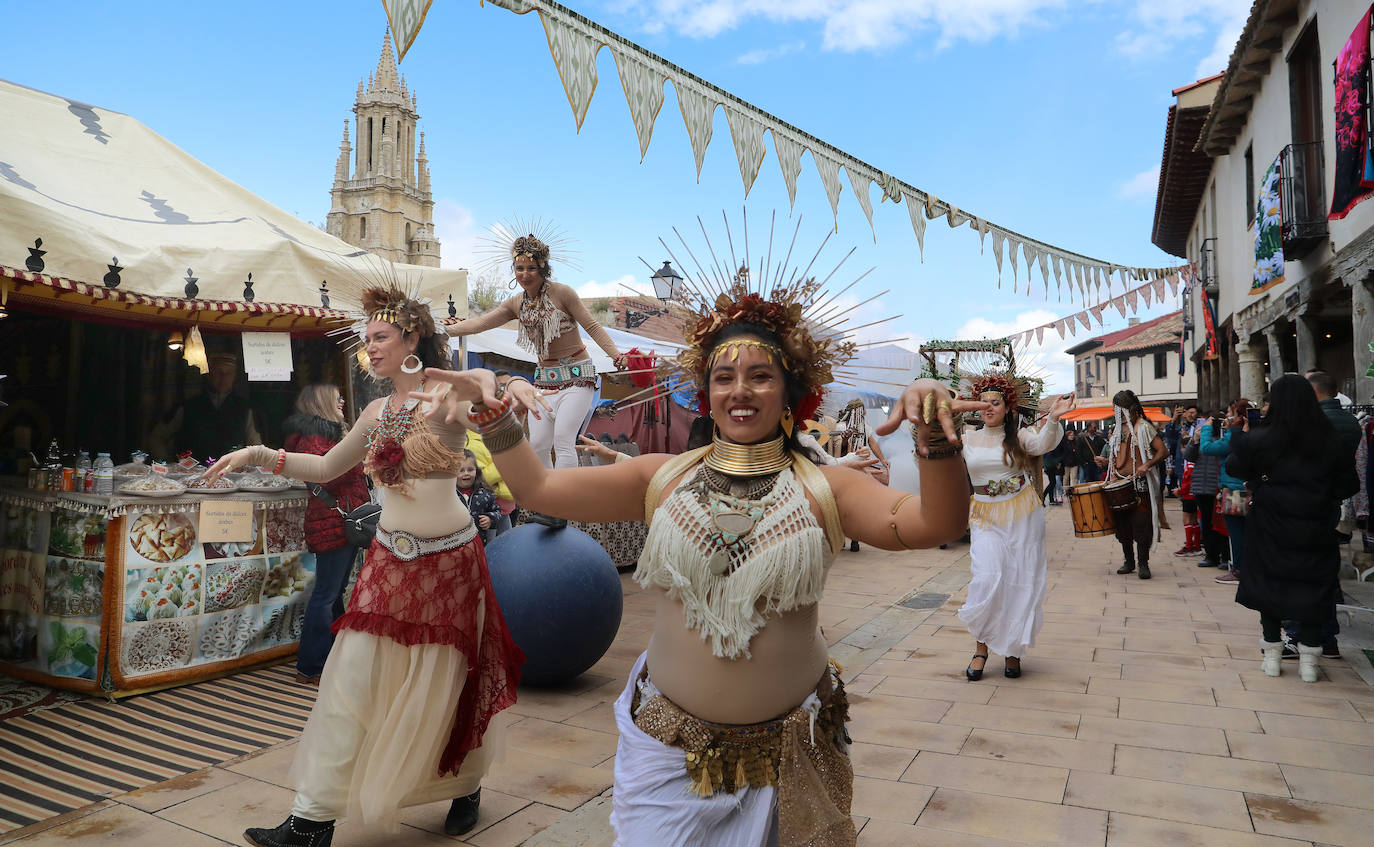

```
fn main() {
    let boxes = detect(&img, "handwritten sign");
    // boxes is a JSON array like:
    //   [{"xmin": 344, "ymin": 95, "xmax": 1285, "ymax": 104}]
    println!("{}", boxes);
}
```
[
  {"xmin": 241, "ymin": 332, "xmax": 293, "ymax": 381},
  {"xmin": 199, "ymin": 500, "xmax": 255, "ymax": 543}
]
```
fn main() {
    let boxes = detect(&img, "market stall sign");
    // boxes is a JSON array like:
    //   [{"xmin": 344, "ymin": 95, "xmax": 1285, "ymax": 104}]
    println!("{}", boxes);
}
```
[
  {"xmin": 241, "ymin": 332, "xmax": 294, "ymax": 381},
  {"xmin": 199, "ymin": 500, "xmax": 255, "ymax": 543}
]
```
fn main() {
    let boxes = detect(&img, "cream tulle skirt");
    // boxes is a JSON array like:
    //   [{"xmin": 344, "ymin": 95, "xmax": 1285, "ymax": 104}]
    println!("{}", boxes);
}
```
[{"xmin": 288, "ymin": 629, "xmax": 506, "ymax": 827}]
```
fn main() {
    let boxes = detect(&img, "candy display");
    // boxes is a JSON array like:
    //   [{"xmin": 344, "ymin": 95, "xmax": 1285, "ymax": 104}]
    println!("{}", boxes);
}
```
[
  {"xmin": 257, "ymin": 602, "xmax": 305, "ymax": 648},
  {"xmin": 43, "ymin": 558, "xmax": 103, "ymax": 617},
  {"xmin": 204, "ymin": 559, "xmax": 266, "ymax": 612},
  {"xmin": 124, "ymin": 564, "xmax": 202, "ymax": 622},
  {"xmin": 186, "ymin": 475, "xmax": 237, "ymax": 492},
  {"xmin": 121, "ymin": 619, "xmax": 194, "ymax": 674},
  {"xmin": 198, "ymin": 609, "xmax": 256, "ymax": 660},
  {"xmin": 265, "ymin": 508, "xmax": 307, "ymax": 554},
  {"xmin": 236, "ymin": 472, "xmax": 291, "ymax": 492},
  {"xmin": 261, "ymin": 554, "xmax": 312, "ymax": 600},
  {"xmin": 119, "ymin": 474, "xmax": 188, "ymax": 496}
]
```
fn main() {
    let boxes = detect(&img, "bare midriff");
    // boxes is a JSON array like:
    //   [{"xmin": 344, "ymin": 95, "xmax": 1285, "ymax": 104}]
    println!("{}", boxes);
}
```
[
  {"xmin": 538, "ymin": 336, "xmax": 589, "ymax": 366},
  {"xmin": 377, "ymin": 476, "xmax": 471, "ymax": 539}
]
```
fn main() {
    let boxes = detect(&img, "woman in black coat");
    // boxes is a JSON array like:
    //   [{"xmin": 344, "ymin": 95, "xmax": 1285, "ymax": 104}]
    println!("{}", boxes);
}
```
[{"xmin": 1227, "ymin": 375, "xmax": 1361, "ymax": 683}]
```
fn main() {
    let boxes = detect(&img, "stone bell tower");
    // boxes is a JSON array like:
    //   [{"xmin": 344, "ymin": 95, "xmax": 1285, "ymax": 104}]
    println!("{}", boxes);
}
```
[{"xmin": 326, "ymin": 30, "xmax": 441, "ymax": 267}]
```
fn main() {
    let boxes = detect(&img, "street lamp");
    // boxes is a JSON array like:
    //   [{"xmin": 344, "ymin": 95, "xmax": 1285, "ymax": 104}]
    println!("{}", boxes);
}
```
[{"xmin": 650, "ymin": 261, "xmax": 683, "ymax": 302}]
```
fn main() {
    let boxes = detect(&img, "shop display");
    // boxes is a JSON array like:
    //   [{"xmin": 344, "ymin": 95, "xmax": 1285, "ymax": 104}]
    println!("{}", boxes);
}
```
[
  {"xmin": 265, "ymin": 507, "xmax": 307, "ymax": 554},
  {"xmin": 119, "ymin": 474, "xmax": 187, "ymax": 497},
  {"xmin": 128, "ymin": 512, "xmax": 196, "ymax": 563},
  {"xmin": 44, "ymin": 620, "xmax": 99, "ymax": 680},
  {"xmin": 198, "ymin": 608, "xmax": 257, "ymax": 660},
  {"xmin": 186, "ymin": 475, "xmax": 237, "ymax": 493},
  {"xmin": 262, "ymin": 554, "xmax": 312, "ymax": 600},
  {"xmin": 204, "ymin": 509, "xmax": 261, "ymax": 559},
  {"xmin": 236, "ymin": 473, "xmax": 292, "ymax": 492},
  {"xmin": 257, "ymin": 602, "xmax": 306, "ymax": 648},
  {"xmin": 124, "ymin": 563, "xmax": 202, "ymax": 622}
]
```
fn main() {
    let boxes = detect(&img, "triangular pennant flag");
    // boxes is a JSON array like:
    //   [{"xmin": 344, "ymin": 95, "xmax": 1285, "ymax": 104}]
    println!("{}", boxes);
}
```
[
  {"xmin": 1127, "ymin": 289, "xmax": 1139, "ymax": 311},
  {"xmin": 542, "ymin": 14, "xmax": 603, "ymax": 131},
  {"xmin": 1052, "ymin": 253, "xmax": 1065, "ymax": 296},
  {"xmin": 1037, "ymin": 250, "xmax": 1050, "ymax": 293},
  {"xmin": 1055, "ymin": 320, "xmax": 1067, "ymax": 340},
  {"xmin": 613, "ymin": 49, "xmax": 667, "ymax": 161},
  {"xmin": 812, "ymin": 149, "xmax": 845, "ymax": 228},
  {"xmin": 1113, "ymin": 295, "xmax": 1128, "ymax": 319},
  {"xmin": 1078, "ymin": 312, "xmax": 1092, "ymax": 331},
  {"xmin": 1154, "ymin": 277, "xmax": 1167, "ymax": 300},
  {"xmin": 1008, "ymin": 236, "xmax": 1021, "ymax": 283},
  {"xmin": 973, "ymin": 217, "xmax": 989, "ymax": 252},
  {"xmin": 845, "ymin": 165, "xmax": 876, "ymax": 239},
  {"xmin": 1090, "ymin": 304, "xmax": 1105, "ymax": 325},
  {"xmin": 724, "ymin": 105, "xmax": 767, "ymax": 196},
  {"xmin": 991, "ymin": 230, "xmax": 1006, "ymax": 284},
  {"xmin": 1141, "ymin": 284, "xmax": 1153, "ymax": 307},
  {"xmin": 1036, "ymin": 326, "xmax": 1045, "ymax": 344},
  {"xmin": 1167, "ymin": 272, "xmax": 1180, "ymax": 297},
  {"xmin": 903, "ymin": 191, "xmax": 927, "ymax": 260},
  {"xmin": 772, "ymin": 130, "xmax": 805, "ymax": 211},
  {"xmin": 674, "ymin": 79, "xmax": 717, "ymax": 181}
]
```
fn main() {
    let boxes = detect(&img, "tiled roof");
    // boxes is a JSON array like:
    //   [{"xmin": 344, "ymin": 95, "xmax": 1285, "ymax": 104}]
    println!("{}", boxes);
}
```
[
  {"xmin": 1099, "ymin": 311, "xmax": 1184, "ymax": 355},
  {"xmin": 1065, "ymin": 310, "xmax": 1182, "ymax": 356}
]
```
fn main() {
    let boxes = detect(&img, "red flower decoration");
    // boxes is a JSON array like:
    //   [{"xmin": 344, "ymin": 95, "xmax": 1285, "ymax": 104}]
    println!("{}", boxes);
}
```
[{"xmin": 370, "ymin": 441, "xmax": 407, "ymax": 487}]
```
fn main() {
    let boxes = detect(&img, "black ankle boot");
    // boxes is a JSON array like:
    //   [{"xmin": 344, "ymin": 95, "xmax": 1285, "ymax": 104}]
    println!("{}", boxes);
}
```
[
  {"xmin": 444, "ymin": 789, "xmax": 481, "ymax": 836},
  {"xmin": 1116, "ymin": 561, "xmax": 1135, "ymax": 574},
  {"xmin": 244, "ymin": 815, "xmax": 334, "ymax": 847},
  {"xmin": 1137, "ymin": 562, "xmax": 1151, "ymax": 579}
]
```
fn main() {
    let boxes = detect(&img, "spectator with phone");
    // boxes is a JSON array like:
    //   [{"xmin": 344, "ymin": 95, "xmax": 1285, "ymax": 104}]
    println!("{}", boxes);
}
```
[{"xmin": 1201, "ymin": 400, "xmax": 1251, "ymax": 584}]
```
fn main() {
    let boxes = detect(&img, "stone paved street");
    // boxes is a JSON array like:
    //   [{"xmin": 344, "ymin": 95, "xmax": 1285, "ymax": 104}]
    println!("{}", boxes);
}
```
[{"xmin": 4, "ymin": 500, "xmax": 1374, "ymax": 846}]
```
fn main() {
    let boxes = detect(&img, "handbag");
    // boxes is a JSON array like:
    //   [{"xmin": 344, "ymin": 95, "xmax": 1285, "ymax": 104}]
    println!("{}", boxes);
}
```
[
  {"xmin": 1215, "ymin": 487, "xmax": 1249, "ymax": 517},
  {"xmin": 308, "ymin": 483, "xmax": 380, "ymax": 547}
]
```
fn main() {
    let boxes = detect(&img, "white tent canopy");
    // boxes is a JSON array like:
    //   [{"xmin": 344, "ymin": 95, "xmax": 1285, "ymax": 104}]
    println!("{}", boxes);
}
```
[{"xmin": 0, "ymin": 78, "xmax": 464, "ymax": 314}]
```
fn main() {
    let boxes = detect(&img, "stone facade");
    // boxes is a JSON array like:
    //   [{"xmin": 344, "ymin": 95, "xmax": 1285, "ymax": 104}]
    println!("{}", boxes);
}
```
[{"xmin": 326, "ymin": 32, "xmax": 440, "ymax": 267}]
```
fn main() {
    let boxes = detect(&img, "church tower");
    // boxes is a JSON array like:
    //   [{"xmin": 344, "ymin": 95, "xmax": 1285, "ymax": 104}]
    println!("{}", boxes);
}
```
[{"xmin": 327, "ymin": 31, "xmax": 441, "ymax": 267}]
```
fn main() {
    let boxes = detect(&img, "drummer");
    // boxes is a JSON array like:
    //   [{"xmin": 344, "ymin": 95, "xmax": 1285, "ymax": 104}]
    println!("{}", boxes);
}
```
[{"xmin": 1103, "ymin": 390, "xmax": 1166, "ymax": 580}]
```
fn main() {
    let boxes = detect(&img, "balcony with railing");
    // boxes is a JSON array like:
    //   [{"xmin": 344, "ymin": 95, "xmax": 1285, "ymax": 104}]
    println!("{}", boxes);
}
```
[
  {"xmin": 1279, "ymin": 141, "xmax": 1327, "ymax": 259},
  {"xmin": 1199, "ymin": 237, "xmax": 1218, "ymax": 298}
]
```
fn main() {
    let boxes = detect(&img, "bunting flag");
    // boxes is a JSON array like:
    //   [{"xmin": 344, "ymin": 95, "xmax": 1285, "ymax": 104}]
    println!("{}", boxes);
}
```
[
  {"xmin": 454, "ymin": 0, "xmax": 1179, "ymax": 303},
  {"xmin": 1200, "ymin": 284, "xmax": 1220, "ymax": 359}
]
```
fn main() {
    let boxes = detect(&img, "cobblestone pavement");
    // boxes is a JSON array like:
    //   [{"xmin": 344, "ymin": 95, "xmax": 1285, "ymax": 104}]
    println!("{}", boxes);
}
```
[{"xmin": 4, "ymin": 501, "xmax": 1374, "ymax": 846}]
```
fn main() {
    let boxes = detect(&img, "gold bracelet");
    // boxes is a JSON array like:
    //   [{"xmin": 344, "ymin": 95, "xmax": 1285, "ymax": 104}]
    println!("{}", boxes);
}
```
[
  {"xmin": 483, "ymin": 415, "xmax": 526, "ymax": 453},
  {"xmin": 890, "ymin": 493, "xmax": 916, "ymax": 549},
  {"xmin": 919, "ymin": 442, "xmax": 965, "ymax": 461}
]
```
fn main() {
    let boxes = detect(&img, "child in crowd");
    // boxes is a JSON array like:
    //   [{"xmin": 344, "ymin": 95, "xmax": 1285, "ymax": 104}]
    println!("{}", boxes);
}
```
[
  {"xmin": 1175, "ymin": 457, "xmax": 1200, "ymax": 555},
  {"xmin": 457, "ymin": 449, "xmax": 502, "ymax": 545}
]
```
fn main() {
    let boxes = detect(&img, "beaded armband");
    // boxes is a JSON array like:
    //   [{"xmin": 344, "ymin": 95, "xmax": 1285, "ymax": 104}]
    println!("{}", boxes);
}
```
[
  {"xmin": 482, "ymin": 415, "xmax": 526, "ymax": 453},
  {"xmin": 272, "ymin": 448, "xmax": 287, "ymax": 474},
  {"xmin": 466, "ymin": 396, "xmax": 514, "ymax": 430}
]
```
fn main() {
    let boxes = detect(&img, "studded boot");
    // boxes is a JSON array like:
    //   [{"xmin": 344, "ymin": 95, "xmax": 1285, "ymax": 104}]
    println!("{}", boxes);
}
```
[
  {"xmin": 444, "ymin": 789, "xmax": 481, "ymax": 836},
  {"xmin": 244, "ymin": 815, "xmax": 334, "ymax": 847}
]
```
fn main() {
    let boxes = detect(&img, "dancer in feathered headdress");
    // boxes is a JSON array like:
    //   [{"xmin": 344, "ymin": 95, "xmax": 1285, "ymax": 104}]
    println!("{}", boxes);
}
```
[
  {"xmin": 445, "ymin": 220, "xmax": 626, "ymax": 470},
  {"xmin": 209, "ymin": 259, "xmax": 524, "ymax": 845},
  {"xmin": 956, "ymin": 352, "xmax": 1074, "ymax": 682},
  {"xmin": 417, "ymin": 211, "xmax": 988, "ymax": 846}
]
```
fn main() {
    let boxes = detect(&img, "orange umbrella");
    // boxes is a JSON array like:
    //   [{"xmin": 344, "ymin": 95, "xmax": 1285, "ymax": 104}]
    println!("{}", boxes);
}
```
[{"xmin": 1059, "ymin": 406, "xmax": 1171, "ymax": 423}]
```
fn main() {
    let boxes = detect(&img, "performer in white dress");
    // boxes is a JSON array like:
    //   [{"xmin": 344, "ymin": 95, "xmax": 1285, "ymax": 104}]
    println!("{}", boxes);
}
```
[{"xmin": 959, "ymin": 373, "xmax": 1073, "ymax": 680}]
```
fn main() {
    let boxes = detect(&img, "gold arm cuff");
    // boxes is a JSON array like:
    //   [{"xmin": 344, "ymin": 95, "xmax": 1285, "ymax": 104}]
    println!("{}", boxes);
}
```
[{"xmin": 890, "ymin": 493, "xmax": 916, "ymax": 549}]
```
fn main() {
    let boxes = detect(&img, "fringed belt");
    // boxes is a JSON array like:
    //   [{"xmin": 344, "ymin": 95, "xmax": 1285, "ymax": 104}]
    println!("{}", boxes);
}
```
[
  {"xmin": 375, "ymin": 522, "xmax": 477, "ymax": 560},
  {"xmin": 969, "ymin": 482, "xmax": 1040, "ymax": 528},
  {"xmin": 630, "ymin": 661, "xmax": 856, "ymax": 846},
  {"xmin": 972, "ymin": 473, "xmax": 1029, "ymax": 497},
  {"xmin": 533, "ymin": 357, "xmax": 597, "ymax": 390}
]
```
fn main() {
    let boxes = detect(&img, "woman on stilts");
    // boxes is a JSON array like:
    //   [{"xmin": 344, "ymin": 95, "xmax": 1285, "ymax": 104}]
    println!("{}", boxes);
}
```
[
  {"xmin": 958, "ymin": 371, "xmax": 1073, "ymax": 680},
  {"xmin": 209, "ymin": 283, "xmax": 525, "ymax": 846}
]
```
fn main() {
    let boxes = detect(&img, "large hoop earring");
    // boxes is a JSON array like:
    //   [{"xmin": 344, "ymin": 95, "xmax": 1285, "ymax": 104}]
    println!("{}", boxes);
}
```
[
  {"xmin": 507, "ymin": 277, "xmax": 518, "ymax": 290},
  {"xmin": 401, "ymin": 354, "xmax": 423, "ymax": 374}
]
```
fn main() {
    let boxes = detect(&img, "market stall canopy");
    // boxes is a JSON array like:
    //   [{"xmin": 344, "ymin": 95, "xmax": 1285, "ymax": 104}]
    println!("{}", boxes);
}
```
[
  {"xmin": 1060, "ymin": 406, "xmax": 1171, "ymax": 423},
  {"xmin": 0, "ymin": 78, "xmax": 465, "ymax": 330}
]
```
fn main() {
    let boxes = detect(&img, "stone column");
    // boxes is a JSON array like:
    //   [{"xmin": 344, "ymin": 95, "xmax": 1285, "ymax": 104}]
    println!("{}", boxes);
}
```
[
  {"xmin": 1295, "ymin": 309, "xmax": 1318, "ymax": 374},
  {"xmin": 1355, "ymin": 277, "xmax": 1374, "ymax": 403},
  {"xmin": 1264, "ymin": 327, "xmax": 1285, "ymax": 381},
  {"xmin": 1237, "ymin": 338, "xmax": 1267, "ymax": 403}
]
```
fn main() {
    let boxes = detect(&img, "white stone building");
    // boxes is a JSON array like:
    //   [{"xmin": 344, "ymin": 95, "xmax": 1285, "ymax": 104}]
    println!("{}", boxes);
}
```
[
  {"xmin": 1153, "ymin": 1, "xmax": 1374, "ymax": 409},
  {"xmin": 326, "ymin": 33, "xmax": 441, "ymax": 267},
  {"xmin": 1066, "ymin": 311, "xmax": 1196, "ymax": 411}
]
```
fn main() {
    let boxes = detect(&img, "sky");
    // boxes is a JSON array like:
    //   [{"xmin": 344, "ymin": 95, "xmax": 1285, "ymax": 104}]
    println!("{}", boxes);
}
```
[{"xmin": 1, "ymin": 0, "xmax": 1251, "ymax": 393}]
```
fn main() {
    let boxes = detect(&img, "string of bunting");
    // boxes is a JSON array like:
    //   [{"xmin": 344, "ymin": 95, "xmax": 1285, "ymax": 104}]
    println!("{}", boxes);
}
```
[
  {"xmin": 1009, "ymin": 267, "xmax": 1187, "ymax": 347},
  {"xmin": 430, "ymin": 0, "xmax": 1182, "ymax": 305}
]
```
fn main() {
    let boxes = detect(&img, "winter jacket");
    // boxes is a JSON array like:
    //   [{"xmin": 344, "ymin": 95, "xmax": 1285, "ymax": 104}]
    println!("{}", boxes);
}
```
[
  {"xmin": 1062, "ymin": 438, "xmax": 1080, "ymax": 468},
  {"xmin": 1319, "ymin": 398, "xmax": 1362, "ymax": 461},
  {"xmin": 1184, "ymin": 435, "xmax": 1221, "ymax": 496},
  {"xmin": 1074, "ymin": 433, "xmax": 1104, "ymax": 468},
  {"xmin": 1199, "ymin": 424, "xmax": 1245, "ymax": 491},
  {"xmin": 283, "ymin": 413, "xmax": 369, "ymax": 553},
  {"xmin": 458, "ymin": 485, "xmax": 502, "ymax": 544},
  {"xmin": 465, "ymin": 432, "xmax": 515, "ymax": 504},
  {"xmin": 1228, "ymin": 424, "xmax": 1361, "ymax": 622}
]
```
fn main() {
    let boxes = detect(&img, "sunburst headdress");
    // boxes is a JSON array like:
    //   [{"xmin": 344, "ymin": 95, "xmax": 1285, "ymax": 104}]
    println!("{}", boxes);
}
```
[
  {"xmin": 474, "ymin": 217, "xmax": 582, "ymax": 278},
  {"xmin": 324, "ymin": 255, "xmax": 447, "ymax": 377},
  {"xmin": 946, "ymin": 340, "xmax": 1046, "ymax": 424},
  {"xmin": 616, "ymin": 211, "xmax": 905, "ymax": 426}
]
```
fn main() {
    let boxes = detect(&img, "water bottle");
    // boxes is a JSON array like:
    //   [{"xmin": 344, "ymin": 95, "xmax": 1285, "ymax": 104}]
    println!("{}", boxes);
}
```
[
  {"xmin": 45, "ymin": 439, "xmax": 63, "ymax": 490},
  {"xmin": 93, "ymin": 453, "xmax": 114, "ymax": 496},
  {"xmin": 76, "ymin": 451, "xmax": 93, "ymax": 493}
]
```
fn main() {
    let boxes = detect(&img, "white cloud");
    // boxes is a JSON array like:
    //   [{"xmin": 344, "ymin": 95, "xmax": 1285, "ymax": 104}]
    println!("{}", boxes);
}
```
[
  {"xmin": 576, "ymin": 274, "xmax": 641, "ymax": 298},
  {"xmin": 616, "ymin": 0, "xmax": 1070, "ymax": 53},
  {"xmin": 433, "ymin": 199, "xmax": 481, "ymax": 271},
  {"xmin": 737, "ymin": 40, "xmax": 807, "ymax": 65},
  {"xmin": 1114, "ymin": 0, "xmax": 1250, "ymax": 78},
  {"xmin": 1117, "ymin": 164, "xmax": 1160, "ymax": 200},
  {"xmin": 953, "ymin": 308, "xmax": 1078, "ymax": 393}
]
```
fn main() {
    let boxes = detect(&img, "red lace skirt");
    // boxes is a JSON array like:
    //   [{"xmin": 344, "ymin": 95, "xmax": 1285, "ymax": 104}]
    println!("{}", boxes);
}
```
[{"xmin": 334, "ymin": 535, "xmax": 524, "ymax": 775}]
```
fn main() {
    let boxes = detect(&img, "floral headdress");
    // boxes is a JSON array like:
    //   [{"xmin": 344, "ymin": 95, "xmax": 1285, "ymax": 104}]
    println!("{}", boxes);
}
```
[
  {"xmin": 620, "ymin": 213, "xmax": 895, "ymax": 427},
  {"xmin": 324, "ymin": 255, "xmax": 444, "ymax": 377}
]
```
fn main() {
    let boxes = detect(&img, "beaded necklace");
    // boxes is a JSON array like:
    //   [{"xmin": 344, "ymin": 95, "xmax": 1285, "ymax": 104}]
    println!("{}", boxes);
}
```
[
  {"xmin": 692, "ymin": 465, "xmax": 783, "ymax": 576},
  {"xmin": 366, "ymin": 379, "xmax": 426, "ymax": 449}
]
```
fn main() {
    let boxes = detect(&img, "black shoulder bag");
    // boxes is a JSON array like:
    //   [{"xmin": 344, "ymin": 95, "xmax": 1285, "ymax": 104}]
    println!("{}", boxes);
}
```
[{"xmin": 308, "ymin": 483, "xmax": 380, "ymax": 548}]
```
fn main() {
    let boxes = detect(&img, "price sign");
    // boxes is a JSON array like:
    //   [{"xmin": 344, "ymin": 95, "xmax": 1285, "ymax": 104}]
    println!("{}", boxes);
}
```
[
  {"xmin": 241, "ymin": 332, "xmax": 294, "ymax": 381},
  {"xmin": 199, "ymin": 500, "xmax": 255, "ymax": 543}
]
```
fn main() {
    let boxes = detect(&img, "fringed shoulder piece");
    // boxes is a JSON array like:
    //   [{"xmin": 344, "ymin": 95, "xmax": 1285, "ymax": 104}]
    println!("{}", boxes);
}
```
[{"xmin": 789, "ymin": 450, "xmax": 844, "ymax": 557}]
